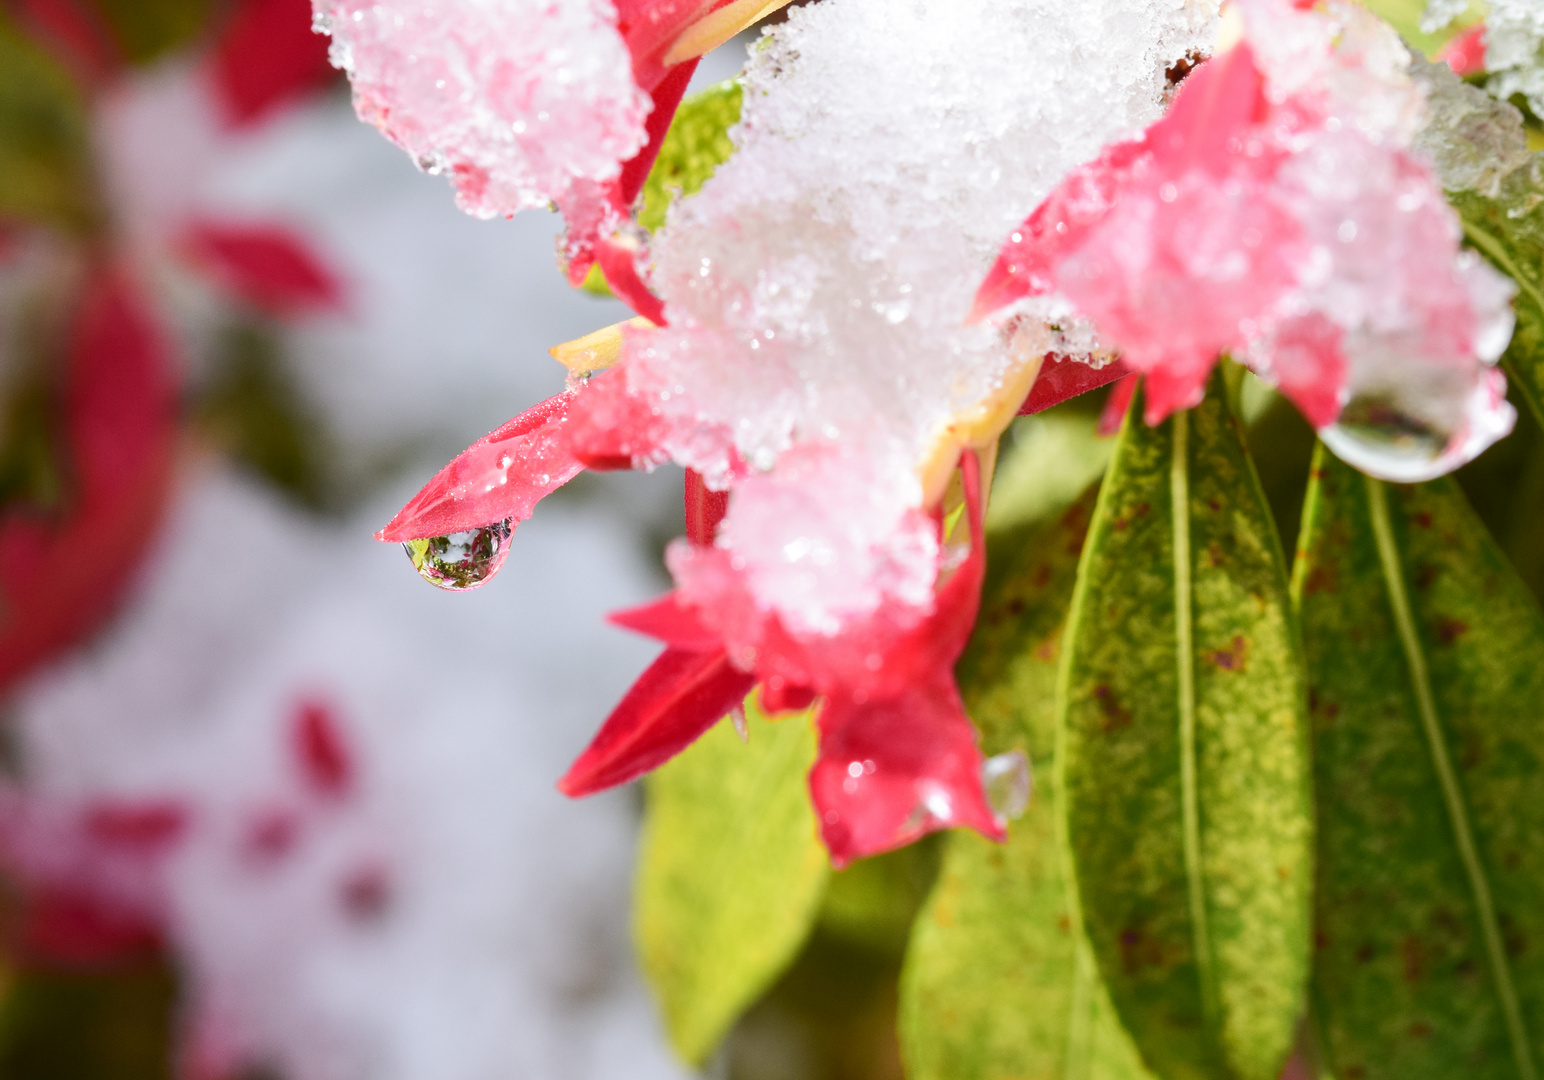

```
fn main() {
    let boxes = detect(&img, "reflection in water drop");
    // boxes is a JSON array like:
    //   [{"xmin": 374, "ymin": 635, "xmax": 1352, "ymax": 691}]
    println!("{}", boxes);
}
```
[
  {"xmin": 403, "ymin": 521, "xmax": 514, "ymax": 591},
  {"xmin": 1321, "ymin": 372, "xmax": 1514, "ymax": 484},
  {"xmin": 981, "ymin": 750, "xmax": 1032, "ymax": 824}
]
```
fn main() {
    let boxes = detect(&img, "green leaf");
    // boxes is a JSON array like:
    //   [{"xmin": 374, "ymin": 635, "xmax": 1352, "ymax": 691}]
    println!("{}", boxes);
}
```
[
  {"xmin": 86, "ymin": 0, "xmax": 213, "ymax": 65},
  {"xmin": 636, "ymin": 79, "xmax": 741, "ymax": 233},
  {"xmin": 902, "ymin": 484, "xmax": 1156, "ymax": 1080},
  {"xmin": 819, "ymin": 836, "xmax": 941, "ymax": 959},
  {"xmin": 0, "ymin": 965, "xmax": 177, "ymax": 1079},
  {"xmin": 1293, "ymin": 445, "xmax": 1544, "ymax": 1080},
  {"xmin": 192, "ymin": 323, "xmax": 331, "ymax": 510},
  {"xmin": 1060, "ymin": 376, "xmax": 1312, "ymax": 1080},
  {"xmin": 0, "ymin": 17, "xmax": 99, "ymax": 232},
  {"xmin": 634, "ymin": 702, "xmax": 829, "ymax": 1066}
]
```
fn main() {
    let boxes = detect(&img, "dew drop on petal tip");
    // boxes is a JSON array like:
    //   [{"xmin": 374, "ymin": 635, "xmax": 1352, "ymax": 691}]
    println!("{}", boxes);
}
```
[
  {"xmin": 730, "ymin": 703, "xmax": 749, "ymax": 743},
  {"xmin": 981, "ymin": 749, "xmax": 1032, "ymax": 824},
  {"xmin": 403, "ymin": 521, "xmax": 514, "ymax": 591}
]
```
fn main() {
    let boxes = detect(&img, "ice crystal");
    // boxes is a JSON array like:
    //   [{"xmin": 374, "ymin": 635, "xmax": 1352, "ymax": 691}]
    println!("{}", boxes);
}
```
[
  {"xmin": 624, "ymin": 0, "xmax": 1217, "ymax": 637},
  {"xmin": 1486, "ymin": 0, "xmax": 1544, "ymax": 118},
  {"xmin": 313, "ymin": 0, "xmax": 650, "ymax": 219}
]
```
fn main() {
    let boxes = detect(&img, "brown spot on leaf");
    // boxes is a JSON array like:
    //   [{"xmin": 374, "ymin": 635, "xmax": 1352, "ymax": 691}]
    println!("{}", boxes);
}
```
[
  {"xmin": 1414, "ymin": 562, "xmax": 1439, "ymax": 590},
  {"xmin": 1006, "ymin": 598, "xmax": 1026, "ymax": 617},
  {"xmin": 1355, "ymin": 943, "xmax": 1376, "ymax": 964},
  {"xmin": 1410, "ymin": 1022, "xmax": 1431, "ymax": 1039},
  {"xmin": 1435, "ymin": 617, "xmax": 1469, "ymax": 645},
  {"xmin": 1202, "ymin": 635, "xmax": 1250, "ymax": 672},
  {"xmin": 1117, "ymin": 927, "xmax": 1165, "ymax": 973},
  {"xmin": 1034, "ymin": 638, "xmax": 1059, "ymax": 663},
  {"xmin": 1303, "ymin": 565, "xmax": 1338, "ymax": 595},
  {"xmin": 1402, "ymin": 936, "xmax": 1423, "ymax": 981},
  {"xmin": 1413, "ymin": 511, "xmax": 1434, "ymax": 528},
  {"xmin": 1207, "ymin": 541, "xmax": 1225, "ymax": 567},
  {"xmin": 1033, "ymin": 564, "xmax": 1052, "ymax": 588},
  {"xmin": 1094, "ymin": 685, "xmax": 1133, "ymax": 733},
  {"xmin": 1345, "ymin": 1067, "xmax": 1366, "ymax": 1080}
]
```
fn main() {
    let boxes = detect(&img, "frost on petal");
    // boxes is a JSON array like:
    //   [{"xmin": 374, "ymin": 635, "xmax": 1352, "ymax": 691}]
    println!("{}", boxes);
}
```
[
  {"xmin": 978, "ymin": 0, "xmax": 1518, "ymax": 477},
  {"xmin": 376, "ymin": 391, "xmax": 584, "ymax": 542},
  {"xmin": 314, "ymin": 0, "xmax": 651, "ymax": 220},
  {"xmin": 623, "ymin": 0, "xmax": 1217, "ymax": 637}
]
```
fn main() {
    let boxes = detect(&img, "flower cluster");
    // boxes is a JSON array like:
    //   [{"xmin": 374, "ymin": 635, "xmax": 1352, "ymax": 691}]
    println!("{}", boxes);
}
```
[{"xmin": 353, "ymin": 0, "xmax": 1526, "ymax": 864}]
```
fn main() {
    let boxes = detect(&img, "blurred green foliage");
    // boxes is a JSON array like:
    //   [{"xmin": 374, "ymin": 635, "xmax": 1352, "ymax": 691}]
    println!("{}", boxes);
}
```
[{"xmin": 0, "ymin": 16, "xmax": 100, "ymax": 233}]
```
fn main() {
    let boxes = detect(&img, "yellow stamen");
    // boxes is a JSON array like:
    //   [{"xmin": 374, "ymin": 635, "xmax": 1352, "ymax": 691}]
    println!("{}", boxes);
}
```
[
  {"xmin": 548, "ymin": 316, "xmax": 656, "ymax": 373},
  {"xmin": 662, "ymin": 0, "xmax": 796, "ymax": 67},
  {"xmin": 917, "ymin": 350, "xmax": 1044, "ymax": 508}
]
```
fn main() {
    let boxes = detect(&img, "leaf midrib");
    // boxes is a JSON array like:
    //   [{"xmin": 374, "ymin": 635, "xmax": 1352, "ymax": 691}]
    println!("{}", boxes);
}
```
[
  {"xmin": 1364, "ymin": 474, "xmax": 1538, "ymax": 1080},
  {"xmin": 1172, "ymin": 410, "xmax": 1220, "ymax": 1030}
]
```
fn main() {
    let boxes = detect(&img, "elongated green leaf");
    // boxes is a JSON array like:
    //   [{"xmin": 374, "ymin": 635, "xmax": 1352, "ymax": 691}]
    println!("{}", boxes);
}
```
[
  {"xmin": 1294, "ymin": 446, "xmax": 1544, "ymax": 1080},
  {"xmin": 634, "ymin": 703, "xmax": 828, "ymax": 1066},
  {"xmin": 0, "ymin": 17, "xmax": 99, "ymax": 232},
  {"xmin": 1060, "ymin": 376, "xmax": 1312, "ymax": 1080},
  {"xmin": 903, "ymin": 485, "xmax": 1155, "ymax": 1080}
]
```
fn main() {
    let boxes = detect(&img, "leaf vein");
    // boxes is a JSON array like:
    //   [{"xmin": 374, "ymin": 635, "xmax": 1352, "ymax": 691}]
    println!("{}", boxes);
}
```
[
  {"xmin": 1172, "ymin": 410, "xmax": 1218, "ymax": 1027},
  {"xmin": 1365, "ymin": 473, "xmax": 1537, "ymax": 1080}
]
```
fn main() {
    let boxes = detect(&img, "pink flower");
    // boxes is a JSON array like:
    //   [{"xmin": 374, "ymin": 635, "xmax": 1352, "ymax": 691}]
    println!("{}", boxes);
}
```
[
  {"xmin": 974, "ymin": 0, "xmax": 1516, "ymax": 482},
  {"xmin": 380, "ymin": 392, "xmax": 1007, "ymax": 865}
]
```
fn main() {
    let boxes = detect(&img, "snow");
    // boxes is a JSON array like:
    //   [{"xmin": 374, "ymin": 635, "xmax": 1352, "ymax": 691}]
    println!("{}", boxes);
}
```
[{"xmin": 629, "ymin": 0, "xmax": 1217, "ymax": 638}]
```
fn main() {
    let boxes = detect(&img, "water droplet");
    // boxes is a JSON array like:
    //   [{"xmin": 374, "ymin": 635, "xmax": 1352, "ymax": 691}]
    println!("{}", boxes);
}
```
[
  {"xmin": 731, "ymin": 704, "xmax": 749, "ymax": 743},
  {"xmin": 982, "ymin": 750, "xmax": 1032, "ymax": 823},
  {"xmin": 403, "ymin": 521, "xmax": 513, "ymax": 591},
  {"xmin": 1319, "ymin": 374, "xmax": 1515, "ymax": 484}
]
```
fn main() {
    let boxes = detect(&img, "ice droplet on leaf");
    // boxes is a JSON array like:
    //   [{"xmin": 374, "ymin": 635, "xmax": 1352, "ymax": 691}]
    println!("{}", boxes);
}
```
[
  {"xmin": 403, "ymin": 521, "xmax": 514, "ymax": 591},
  {"xmin": 981, "ymin": 750, "xmax": 1031, "ymax": 824}
]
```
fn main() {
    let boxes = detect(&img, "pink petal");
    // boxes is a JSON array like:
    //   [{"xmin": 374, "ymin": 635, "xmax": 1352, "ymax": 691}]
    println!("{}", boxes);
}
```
[
  {"xmin": 179, "ymin": 220, "xmax": 345, "ymax": 316},
  {"xmin": 808, "ymin": 674, "xmax": 1002, "ymax": 868},
  {"xmin": 1017, "ymin": 354, "xmax": 1132, "ymax": 416},
  {"xmin": 1437, "ymin": 23, "xmax": 1487, "ymax": 77},
  {"xmin": 684, "ymin": 467, "xmax": 728, "ymax": 546},
  {"xmin": 564, "ymin": 368, "xmax": 673, "ymax": 472},
  {"xmin": 290, "ymin": 699, "xmax": 354, "ymax": 799},
  {"xmin": 210, "ymin": 0, "xmax": 336, "ymax": 128},
  {"xmin": 558, "ymin": 647, "xmax": 754, "ymax": 796},
  {"xmin": 607, "ymin": 592, "xmax": 724, "ymax": 651},
  {"xmin": 1259, "ymin": 312, "xmax": 1347, "ymax": 429},
  {"xmin": 376, "ymin": 392, "xmax": 585, "ymax": 542},
  {"xmin": 1098, "ymin": 373, "xmax": 1138, "ymax": 435}
]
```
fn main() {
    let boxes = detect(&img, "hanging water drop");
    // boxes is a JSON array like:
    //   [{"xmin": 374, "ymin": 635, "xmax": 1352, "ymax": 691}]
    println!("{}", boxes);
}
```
[
  {"xmin": 730, "ymin": 703, "xmax": 749, "ymax": 743},
  {"xmin": 1320, "ymin": 373, "xmax": 1513, "ymax": 484},
  {"xmin": 981, "ymin": 750, "xmax": 1032, "ymax": 824},
  {"xmin": 403, "ymin": 521, "xmax": 514, "ymax": 591}
]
